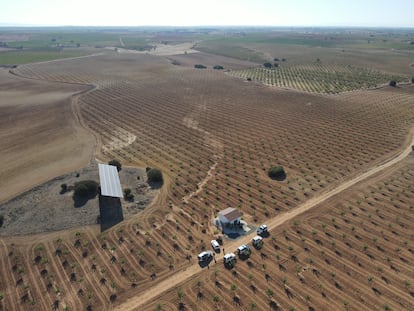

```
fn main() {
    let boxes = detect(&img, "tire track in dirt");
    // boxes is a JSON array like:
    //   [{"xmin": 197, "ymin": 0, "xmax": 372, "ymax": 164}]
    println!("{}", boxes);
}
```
[
  {"xmin": 23, "ymin": 244, "xmax": 51, "ymax": 311},
  {"xmin": 0, "ymin": 240, "xmax": 19, "ymax": 311},
  {"xmin": 43, "ymin": 241, "xmax": 82, "ymax": 310},
  {"xmin": 82, "ymin": 229, "xmax": 129, "ymax": 289},
  {"xmin": 182, "ymin": 161, "xmax": 218, "ymax": 204},
  {"xmin": 62, "ymin": 239, "xmax": 108, "ymax": 308},
  {"xmin": 113, "ymin": 128, "xmax": 414, "ymax": 310}
]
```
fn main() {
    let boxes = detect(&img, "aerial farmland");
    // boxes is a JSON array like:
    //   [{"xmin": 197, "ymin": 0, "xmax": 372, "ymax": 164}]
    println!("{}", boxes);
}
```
[{"xmin": 0, "ymin": 17, "xmax": 414, "ymax": 311}]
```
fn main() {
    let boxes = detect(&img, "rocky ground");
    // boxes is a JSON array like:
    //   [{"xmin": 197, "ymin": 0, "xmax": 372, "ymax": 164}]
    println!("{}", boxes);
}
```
[{"xmin": 0, "ymin": 161, "xmax": 157, "ymax": 236}]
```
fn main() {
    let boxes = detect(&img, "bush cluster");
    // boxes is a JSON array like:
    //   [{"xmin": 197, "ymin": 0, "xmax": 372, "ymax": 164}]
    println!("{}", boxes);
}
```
[
  {"xmin": 147, "ymin": 168, "xmax": 163, "ymax": 183},
  {"xmin": 268, "ymin": 166, "xmax": 286, "ymax": 180},
  {"xmin": 389, "ymin": 80, "xmax": 397, "ymax": 87},
  {"xmin": 108, "ymin": 159, "xmax": 122, "ymax": 172},
  {"xmin": 124, "ymin": 188, "xmax": 134, "ymax": 201},
  {"xmin": 74, "ymin": 180, "xmax": 99, "ymax": 197}
]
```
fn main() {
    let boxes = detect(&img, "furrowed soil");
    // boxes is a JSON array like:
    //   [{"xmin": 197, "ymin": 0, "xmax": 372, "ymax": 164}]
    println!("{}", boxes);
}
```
[
  {"xmin": 0, "ymin": 68, "xmax": 94, "ymax": 204},
  {"xmin": 0, "ymin": 51, "xmax": 413, "ymax": 311}
]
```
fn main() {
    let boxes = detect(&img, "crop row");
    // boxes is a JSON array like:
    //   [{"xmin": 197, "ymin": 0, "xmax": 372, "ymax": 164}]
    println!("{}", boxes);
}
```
[
  {"xmin": 4, "ymin": 54, "xmax": 414, "ymax": 310},
  {"xmin": 143, "ymin": 157, "xmax": 414, "ymax": 311},
  {"xmin": 228, "ymin": 63, "xmax": 407, "ymax": 94}
]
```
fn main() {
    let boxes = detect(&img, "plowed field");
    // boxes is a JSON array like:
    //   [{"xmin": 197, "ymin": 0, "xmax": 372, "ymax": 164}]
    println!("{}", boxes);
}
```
[{"xmin": 0, "ymin": 52, "xmax": 413, "ymax": 310}]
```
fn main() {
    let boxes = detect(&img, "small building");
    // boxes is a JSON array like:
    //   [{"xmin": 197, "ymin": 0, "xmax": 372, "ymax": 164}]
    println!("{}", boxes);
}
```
[
  {"xmin": 218, "ymin": 207, "xmax": 242, "ymax": 225},
  {"xmin": 98, "ymin": 163, "xmax": 124, "ymax": 231}
]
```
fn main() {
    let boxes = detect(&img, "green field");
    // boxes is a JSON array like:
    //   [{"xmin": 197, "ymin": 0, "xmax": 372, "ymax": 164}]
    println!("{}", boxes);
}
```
[{"xmin": 229, "ymin": 63, "xmax": 407, "ymax": 94}]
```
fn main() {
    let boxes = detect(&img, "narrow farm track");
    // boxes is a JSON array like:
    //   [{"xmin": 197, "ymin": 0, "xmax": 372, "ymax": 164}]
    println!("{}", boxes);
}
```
[
  {"xmin": 4, "ymin": 53, "xmax": 414, "ymax": 310},
  {"xmin": 114, "ymin": 129, "xmax": 414, "ymax": 310}
]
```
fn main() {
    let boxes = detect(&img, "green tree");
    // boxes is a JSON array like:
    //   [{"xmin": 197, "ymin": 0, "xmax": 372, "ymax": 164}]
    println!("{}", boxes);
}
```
[
  {"xmin": 177, "ymin": 289, "xmax": 185, "ymax": 302},
  {"xmin": 213, "ymin": 294, "xmax": 220, "ymax": 307},
  {"xmin": 389, "ymin": 80, "xmax": 397, "ymax": 87},
  {"xmin": 123, "ymin": 188, "xmax": 134, "ymax": 201},
  {"xmin": 268, "ymin": 166, "xmax": 286, "ymax": 180},
  {"xmin": 147, "ymin": 168, "xmax": 163, "ymax": 183},
  {"xmin": 108, "ymin": 159, "xmax": 122, "ymax": 172},
  {"xmin": 266, "ymin": 288, "xmax": 274, "ymax": 300},
  {"xmin": 73, "ymin": 180, "xmax": 99, "ymax": 197}
]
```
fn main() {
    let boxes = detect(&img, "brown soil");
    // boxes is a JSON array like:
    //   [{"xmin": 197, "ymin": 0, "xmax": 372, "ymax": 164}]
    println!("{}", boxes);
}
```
[
  {"xmin": 115, "ymin": 135, "xmax": 414, "ymax": 310},
  {"xmin": 168, "ymin": 51, "xmax": 258, "ymax": 70},
  {"xmin": 0, "ymin": 69, "xmax": 94, "ymax": 204},
  {"xmin": 0, "ymin": 52, "xmax": 413, "ymax": 311}
]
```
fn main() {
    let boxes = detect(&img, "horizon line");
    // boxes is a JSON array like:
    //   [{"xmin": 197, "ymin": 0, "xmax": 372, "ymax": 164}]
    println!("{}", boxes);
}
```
[{"xmin": 1, "ymin": 24, "xmax": 414, "ymax": 29}]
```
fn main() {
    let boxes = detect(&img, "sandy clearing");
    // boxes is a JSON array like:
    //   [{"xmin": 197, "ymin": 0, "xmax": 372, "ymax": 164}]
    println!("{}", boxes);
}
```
[
  {"xmin": 0, "ymin": 69, "xmax": 95, "ymax": 204},
  {"xmin": 114, "ymin": 127, "xmax": 414, "ymax": 311},
  {"xmin": 116, "ymin": 42, "xmax": 198, "ymax": 56}
]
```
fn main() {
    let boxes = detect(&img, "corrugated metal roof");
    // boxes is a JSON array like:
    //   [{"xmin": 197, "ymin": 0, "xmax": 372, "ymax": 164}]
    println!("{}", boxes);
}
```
[{"xmin": 98, "ymin": 163, "xmax": 123, "ymax": 198}]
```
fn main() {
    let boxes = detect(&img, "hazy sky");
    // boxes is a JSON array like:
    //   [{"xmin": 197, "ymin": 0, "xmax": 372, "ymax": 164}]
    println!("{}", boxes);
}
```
[{"xmin": 0, "ymin": 0, "xmax": 413, "ymax": 27}]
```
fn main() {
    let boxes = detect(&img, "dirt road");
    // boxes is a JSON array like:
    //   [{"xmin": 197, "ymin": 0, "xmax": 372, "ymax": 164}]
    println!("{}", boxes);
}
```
[{"xmin": 114, "ymin": 128, "xmax": 414, "ymax": 310}]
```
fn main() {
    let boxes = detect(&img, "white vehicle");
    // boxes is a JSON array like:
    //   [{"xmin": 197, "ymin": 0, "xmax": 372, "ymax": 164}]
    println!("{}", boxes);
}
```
[
  {"xmin": 257, "ymin": 224, "xmax": 268, "ymax": 236},
  {"xmin": 252, "ymin": 236, "xmax": 264, "ymax": 248},
  {"xmin": 211, "ymin": 240, "xmax": 220, "ymax": 252},
  {"xmin": 197, "ymin": 251, "xmax": 213, "ymax": 262},
  {"xmin": 223, "ymin": 253, "xmax": 237, "ymax": 264},
  {"xmin": 237, "ymin": 244, "xmax": 251, "ymax": 257}
]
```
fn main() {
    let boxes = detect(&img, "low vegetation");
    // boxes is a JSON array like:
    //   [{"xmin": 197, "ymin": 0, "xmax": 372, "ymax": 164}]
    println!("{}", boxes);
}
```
[
  {"xmin": 268, "ymin": 166, "xmax": 286, "ymax": 180},
  {"xmin": 194, "ymin": 64, "xmax": 207, "ymax": 69},
  {"xmin": 73, "ymin": 180, "xmax": 99, "ymax": 198},
  {"xmin": 229, "ymin": 64, "xmax": 407, "ymax": 94},
  {"xmin": 108, "ymin": 159, "xmax": 122, "ymax": 172},
  {"xmin": 123, "ymin": 188, "xmax": 134, "ymax": 201},
  {"xmin": 147, "ymin": 168, "xmax": 163, "ymax": 183}
]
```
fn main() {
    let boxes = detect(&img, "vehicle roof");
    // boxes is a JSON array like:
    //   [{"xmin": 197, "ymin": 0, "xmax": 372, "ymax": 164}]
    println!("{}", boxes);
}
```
[
  {"xmin": 237, "ymin": 244, "xmax": 249, "ymax": 250},
  {"xmin": 253, "ymin": 236, "xmax": 263, "ymax": 241},
  {"xmin": 198, "ymin": 250, "xmax": 212, "ymax": 256},
  {"xmin": 223, "ymin": 252, "xmax": 236, "ymax": 259}
]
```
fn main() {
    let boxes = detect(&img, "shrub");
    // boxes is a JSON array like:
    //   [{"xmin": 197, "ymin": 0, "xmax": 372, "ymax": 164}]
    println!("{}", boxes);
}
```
[
  {"xmin": 389, "ymin": 80, "xmax": 397, "ymax": 87},
  {"xmin": 268, "ymin": 166, "xmax": 286, "ymax": 180},
  {"xmin": 60, "ymin": 183, "xmax": 67, "ymax": 193},
  {"xmin": 108, "ymin": 159, "xmax": 122, "ymax": 172},
  {"xmin": 194, "ymin": 64, "xmax": 207, "ymax": 69},
  {"xmin": 213, "ymin": 65, "xmax": 224, "ymax": 70},
  {"xmin": 411, "ymin": 77, "xmax": 414, "ymax": 83},
  {"xmin": 0, "ymin": 215, "xmax": 4, "ymax": 228},
  {"xmin": 74, "ymin": 180, "xmax": 99, "ymax": 197},
  {"xmin": 124, "ymin": 188, "xmax": 134, "ymax": 201},
  {"xmin": 147, "ymin": 168, "xmax": 163, "ymax": 183}
]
